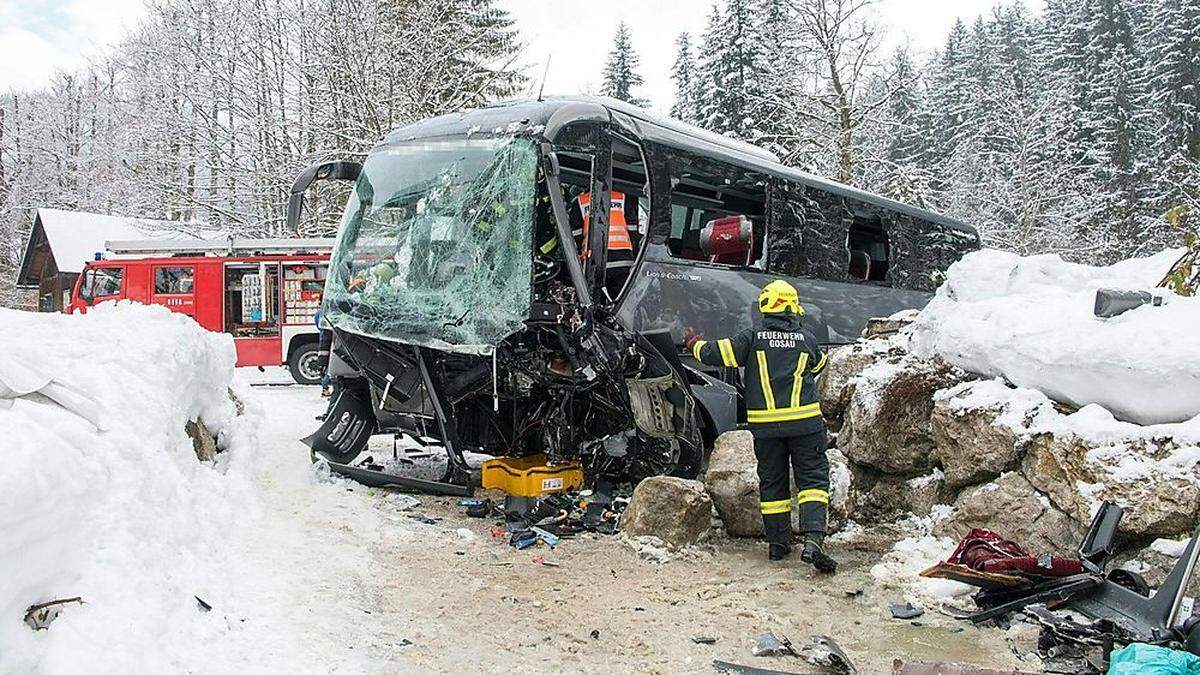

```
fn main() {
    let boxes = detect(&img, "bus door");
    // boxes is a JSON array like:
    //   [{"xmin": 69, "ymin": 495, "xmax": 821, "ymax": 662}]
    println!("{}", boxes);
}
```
[
  {"xmin": 150, "ymin": 265, "xmax": 197, "ymax": 317},
  {"xmin": 223, "ymin": 262, "xmax": 282, "ymax": 367}
]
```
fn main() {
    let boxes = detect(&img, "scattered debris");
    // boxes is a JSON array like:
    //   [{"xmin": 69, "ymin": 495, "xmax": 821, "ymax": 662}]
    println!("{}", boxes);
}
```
[
  {"xmin": 892, "ymin": 661, "xmax": 1041, "ymax": 674},
  {"xmin": 408, "ymin": 513, "xmax": 440, "ymax": 525},
  {"xmin": 589, "ymin": 629, "xmax": 600, "ymax": 640},
  {"xmin": 391, "ymin": 494, "xmax": 421, "ymax": 511},
  {"xmin": 890, "ymin": 603, "xmax": 925, "ymax": 620},
  {"xmin": 713, "ymin": 660, "xmax": 803, "ymax": 674},
  {"xmin": 23, "ymin": 597, "xmax": 84, "ymax": 630},
  {"xmin": 693, "ymin": 635, "xmax": 718, "ymax": 645},
  {"xmin": 530, "ymin": 555, "xmax": 560, "ymax": 567},
  {"xmin": 195, "ymin": 596, "xmax": 212, "ymax": 613},
  {"xmin": 752, "ymin": 631, "xmax": 799, "ymax": 657},
  {"xmin": 802, "ymin": 635, "xmax": 856, "ymax": 673}
]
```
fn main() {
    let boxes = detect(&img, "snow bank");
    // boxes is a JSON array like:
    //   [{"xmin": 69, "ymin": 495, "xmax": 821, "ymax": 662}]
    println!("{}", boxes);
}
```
[
  {"xmin": 868, "ymin": 508, "xmax": 973, "ymax": 608},
  {"xmin": 912, "ymin": 249, "xmax": 1200, "ymax": 425},
  {"xmin": 0, "ymin": 302, "xmax": 262, "ymax": 672}
]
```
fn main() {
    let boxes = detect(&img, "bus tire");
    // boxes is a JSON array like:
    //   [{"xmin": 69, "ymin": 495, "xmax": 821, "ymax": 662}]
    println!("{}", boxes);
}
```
[{"xmin": 288, "ymin": 341, "xmax": 324, "ymax": 386}]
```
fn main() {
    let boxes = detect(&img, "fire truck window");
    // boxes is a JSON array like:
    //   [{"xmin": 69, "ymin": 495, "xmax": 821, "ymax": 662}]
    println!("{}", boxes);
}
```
[
  {"xmin": 224, "ymin": 265, "xmax": 281, "ymax": 337},
  {"xmin": 155, "ymin": 267, "xmax": 194, "ymax": 294},
  {"xmin": 665, "ymin": 154, "xmax": 766, "ymax": 268},
  {"xmin": 83, "ymin": 267, "xmax": 123, "ymax": 299}
]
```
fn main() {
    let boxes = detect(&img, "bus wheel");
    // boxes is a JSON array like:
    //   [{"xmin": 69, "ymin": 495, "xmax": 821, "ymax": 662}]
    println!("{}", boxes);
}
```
[{"xmin": 289, "ymin": 342, "xmax": 324, "ymax": 385}]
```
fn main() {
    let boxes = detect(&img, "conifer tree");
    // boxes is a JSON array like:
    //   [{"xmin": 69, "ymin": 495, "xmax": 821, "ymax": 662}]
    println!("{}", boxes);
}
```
[
  {"xmin": 670, "ymin": 33, "xmax": 699, "ymax": 123},
  {"xmin": 600, "ymin": 22, "xmax": 648, "ymax": 106},
  {"xmin": 695, "ymin": 0, "xmax": 767, "ymax": 140}
]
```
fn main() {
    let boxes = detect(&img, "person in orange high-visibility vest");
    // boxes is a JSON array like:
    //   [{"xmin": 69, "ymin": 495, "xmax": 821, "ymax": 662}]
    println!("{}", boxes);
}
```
[
  {"xmin": 573, "ymin": 190, "xmax": 636, "ymax": 298},
  {"xmin": 535, "ymin": 189, "xmax": 639, "ymax": 298}
]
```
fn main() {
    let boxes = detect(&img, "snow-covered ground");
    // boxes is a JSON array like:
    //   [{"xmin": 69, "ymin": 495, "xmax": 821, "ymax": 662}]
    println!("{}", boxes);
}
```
[
  {"xmin": 912, "ymin": 249, "xmax": 1200, "ymax": 425},
  {"xmin": 2, "ymin": 303, "xmax": 1031, "ymax": 673},
  {"xmin": 0, "ymin": 303, "xmax": 400, "ymax": 673}
]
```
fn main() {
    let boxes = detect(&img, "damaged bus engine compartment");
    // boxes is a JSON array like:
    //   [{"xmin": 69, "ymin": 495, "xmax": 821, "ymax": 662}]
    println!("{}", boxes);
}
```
[{"xmin": 292, "ymin": 97, "xmax": 979, "ymax": 491}]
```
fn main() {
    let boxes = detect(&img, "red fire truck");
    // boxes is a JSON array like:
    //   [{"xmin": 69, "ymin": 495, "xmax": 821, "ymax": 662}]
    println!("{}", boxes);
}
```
[{"xmin": 67, "ymin": 237, "xmax": 334, "ymax": 384}]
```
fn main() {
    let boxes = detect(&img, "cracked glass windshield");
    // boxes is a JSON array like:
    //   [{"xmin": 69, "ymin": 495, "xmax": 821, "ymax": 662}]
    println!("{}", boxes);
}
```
[{"xmin": 324, "ymin": 137, "xmax": 538, "ymax": 352}]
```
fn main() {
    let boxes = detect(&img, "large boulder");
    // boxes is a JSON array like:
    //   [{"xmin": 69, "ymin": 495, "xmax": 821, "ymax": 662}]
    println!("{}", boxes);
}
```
[
  {"xmin": 818, "ymin": 339, "xmax": 907, "ymax": 425},
  {"xmin": 850, "ymin": 466, "xmax": 951, "ymax": 521},
  {"xmin": 1023, "ymin": 435, "xmax": 1200, "ymax": 540},
  {"xmin": 931, "ymin": 385, "xmax": 1041, "ymax": 489},
  {"xmin": 704, "ymin": 431, "xmax": 762, "ymax": 537},
  {"xmin": 934, "ymin": 472, "xmax": 1083, "ymax": 555},
  {"xmin": 840, "ymin": 359, "xmax": 970, "ymax": 475},
  {"xmin": 621, "ymin": 476, "xmax": 712, "ymax": 548},
  {"xmin": 704, "ymin": 431, "xmax": 851, "ymax": 537}
]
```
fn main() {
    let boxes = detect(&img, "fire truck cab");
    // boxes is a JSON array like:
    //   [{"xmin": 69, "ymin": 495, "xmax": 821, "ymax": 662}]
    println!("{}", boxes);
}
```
[{"xmin": 67, "ymin": 237, "xmax": 334, "ymax": 385}]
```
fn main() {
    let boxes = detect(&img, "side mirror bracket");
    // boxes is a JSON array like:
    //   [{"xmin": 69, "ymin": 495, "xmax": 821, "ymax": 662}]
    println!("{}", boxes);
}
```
[{"xmin": 286, "ymin": 160, "xmax": 362, "ymax": 234}]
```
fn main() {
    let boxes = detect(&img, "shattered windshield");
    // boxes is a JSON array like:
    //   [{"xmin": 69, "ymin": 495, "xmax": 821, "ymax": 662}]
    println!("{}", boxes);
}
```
[{"xmin": 324, "ymin": 137, "xmax": 538, "ymax": 352}]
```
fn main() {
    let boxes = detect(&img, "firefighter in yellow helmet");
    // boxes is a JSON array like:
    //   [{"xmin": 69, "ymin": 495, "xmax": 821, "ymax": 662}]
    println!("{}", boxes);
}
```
[{"xmin": 683, "ymin": 280, "xmax": 836, "ymax": 572}]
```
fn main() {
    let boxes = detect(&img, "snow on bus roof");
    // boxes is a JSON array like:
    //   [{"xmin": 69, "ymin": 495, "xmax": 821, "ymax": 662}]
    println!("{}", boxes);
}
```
[{"xmin": 18, "ymin": 208, "xmax": 216, "ymax": 283}]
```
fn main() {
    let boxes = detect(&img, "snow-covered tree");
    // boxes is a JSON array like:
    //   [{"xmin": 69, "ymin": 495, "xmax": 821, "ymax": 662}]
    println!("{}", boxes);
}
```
[
  {"xmin": 599, "ymin": 22, "xmax": 647, "ymax": 106},
  {"xmin": 670, "ymin": 32, "xmax": 700, "ymax": 123},
  {"xmin": 696, "ymin": 0, "xmax": 767, "ymax": 140}
]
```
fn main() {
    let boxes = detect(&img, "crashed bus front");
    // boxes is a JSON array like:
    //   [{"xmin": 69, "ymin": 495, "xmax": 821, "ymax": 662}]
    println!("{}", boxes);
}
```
[{"xmin": 293, "ymin": 96, "xmax": 980, "ymax": 490}]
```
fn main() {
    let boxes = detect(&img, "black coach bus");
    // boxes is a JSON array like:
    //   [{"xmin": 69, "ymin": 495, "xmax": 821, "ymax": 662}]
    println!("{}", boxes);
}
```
[{"xmin": 287, "ymin": 96, "xmax": 978, "ymax": 486}]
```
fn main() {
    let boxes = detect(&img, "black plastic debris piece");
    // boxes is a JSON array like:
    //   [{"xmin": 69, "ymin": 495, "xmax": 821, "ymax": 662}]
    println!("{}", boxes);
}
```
[
  {"xmin": 714, "ymin": 659, "xmax": 803, "ymax": 674},
  {"xmin": 692, "ymin": 635, "xmax": 718, "ymax": 644},
  {"xmin": 890, "ymin": 602, "xmax": 925, "ymax": 620},
  {"xmin": 466, "ymin": 498, "xmax": 494, "ymax": 518},
  {"xmin": 408, "ymin": 513, "xmax": 441, "ymax": 525},
  {"xmin": 24, "ymin": 597, "xmax": 84, "ymax": 631},
  {"xmin": 752, "ymin": 632, "xmax": 799, "ymax": 657},
  {"xmin": 589, "ymin": 629, "xmax": 601, "ymax": 640},
  {"xmin": 195, "ymin": 596, "xmax": 212, "ymax": 613}
]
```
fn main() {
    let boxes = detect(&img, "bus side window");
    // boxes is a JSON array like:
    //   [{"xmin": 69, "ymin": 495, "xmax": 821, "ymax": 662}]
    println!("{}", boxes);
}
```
[
  {"xmin": 664, "ymin": 151, "xmax": 766, "ymax": 269},
  {"xmin": 768, "ymin": 178, "xmax": 893, "ymax": 286}
]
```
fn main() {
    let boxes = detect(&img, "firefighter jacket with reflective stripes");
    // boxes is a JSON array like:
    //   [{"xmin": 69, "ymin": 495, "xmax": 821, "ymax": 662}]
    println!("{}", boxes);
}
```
[{"xmin": 692, "ymin": 313, "xmax": 828, "ymax": 437}]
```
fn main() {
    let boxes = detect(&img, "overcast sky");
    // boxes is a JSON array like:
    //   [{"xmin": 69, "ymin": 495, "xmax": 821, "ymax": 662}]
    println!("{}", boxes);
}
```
[{"xmin": 2, "ymin": 0, "xmax": 1041, "ymax": 109}]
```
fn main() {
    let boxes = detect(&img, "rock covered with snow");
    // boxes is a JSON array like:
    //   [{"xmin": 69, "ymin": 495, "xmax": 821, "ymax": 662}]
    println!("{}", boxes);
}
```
[
  {"xmin": 839, "ymin": 357, "xmax": 970, "ymax": 475},
  {"xmin": 621, "ymin": 476, "xmax": 712, "ymax": 548},
  {"xmin": 936, "ymin": 378, "xmax": 1200, "ymax": 539},
  {"xmin": 930, "ymin": 382, "xmax": 1046, "ymax": 489},
  {"xmin": 912, "ymin": 248, "xmax": 1200, "ymax": 425},
  {"xmin": 933, "ymin": 472, "xmax": 1082, "ymax": 556},
  {"xmin": 0, "ymin": 302, "xmax": 260, "ymax": 670},
  {"xmin": 817, "ymin": 321, "xmax": 910, "ymax": 424}
]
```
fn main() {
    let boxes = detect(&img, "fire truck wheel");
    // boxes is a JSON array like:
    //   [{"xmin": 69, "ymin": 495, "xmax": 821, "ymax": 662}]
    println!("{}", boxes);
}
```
[{"xmin": 289, "ymin": 342, "xmax": 325, "ymax": 386}]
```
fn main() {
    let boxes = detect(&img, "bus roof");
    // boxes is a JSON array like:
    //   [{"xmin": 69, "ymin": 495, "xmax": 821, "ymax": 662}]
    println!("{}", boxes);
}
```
[{"xmin": 382, "ymin": 96, "xmax": 977, "ymax": 239}]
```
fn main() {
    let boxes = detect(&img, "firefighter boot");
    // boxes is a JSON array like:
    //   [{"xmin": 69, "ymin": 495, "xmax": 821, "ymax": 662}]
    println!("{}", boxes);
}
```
[
  {"xmin": 799, "ymin": 501, "xmax": 837, "ymax": 574},
  {"xmin": 763, "ymin": 512, "xmax": 792, "ymax": 561}
]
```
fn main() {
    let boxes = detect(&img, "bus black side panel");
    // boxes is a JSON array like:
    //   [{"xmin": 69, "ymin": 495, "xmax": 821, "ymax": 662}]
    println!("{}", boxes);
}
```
[{"xmin": 302, "ymin": 383, "xmax": 376, "ymax": 464}]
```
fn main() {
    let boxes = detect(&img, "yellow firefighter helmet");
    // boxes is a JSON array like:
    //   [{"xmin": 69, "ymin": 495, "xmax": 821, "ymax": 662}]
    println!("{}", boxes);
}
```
[{"xmin": 758, "ymin": 279, "xmax": 804, "ymax": 316}]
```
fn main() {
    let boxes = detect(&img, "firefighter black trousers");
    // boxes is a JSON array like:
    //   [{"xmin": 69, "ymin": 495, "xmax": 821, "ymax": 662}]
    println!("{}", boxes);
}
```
[{"xmin": 753, "ymin": 429, "xmax": 830, "ymax": 545}]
